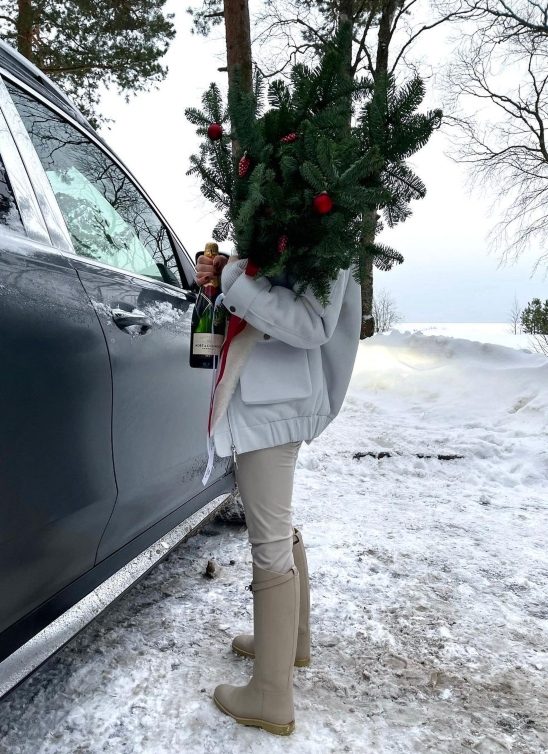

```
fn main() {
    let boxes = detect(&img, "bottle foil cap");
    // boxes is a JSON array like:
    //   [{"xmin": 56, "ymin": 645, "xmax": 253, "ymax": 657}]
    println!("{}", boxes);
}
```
[{"xmin": 204, "ymin": 241, "xmax": 219, "ymax": 257}]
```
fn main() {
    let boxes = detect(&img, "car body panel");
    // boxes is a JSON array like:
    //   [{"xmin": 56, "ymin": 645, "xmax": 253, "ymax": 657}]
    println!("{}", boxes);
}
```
[
  {"xmin": 0, "ymin": 232, "xmax": 117, "ymax": 634},
  {"xmin": 1, "ymin": 79, "xmax": 230, "ymax": 559},
  {"xmin": 0, "ymin": 480, "xmax": 234, "ymax": 667},
  {"xmin": 0, "ymin": 40, "xmax": 234, "ymax": 671},
  {"xmin": 73, "ymin": 258, "xmax": 230, "ymax": 561}
]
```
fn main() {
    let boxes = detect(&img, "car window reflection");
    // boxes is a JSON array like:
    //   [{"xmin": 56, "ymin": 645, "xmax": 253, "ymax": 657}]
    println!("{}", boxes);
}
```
[
  {"xmin": 6, "ymin": 83, "xmax": 181, "ymax": 286},
  {"xmin": 0, "ymin": 153, "xmax": 25, "ymax": 234}
]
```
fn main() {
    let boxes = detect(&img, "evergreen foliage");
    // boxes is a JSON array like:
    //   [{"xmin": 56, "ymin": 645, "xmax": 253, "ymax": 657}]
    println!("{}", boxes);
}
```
[
  {"xmin": 0, "ymin": 0, "xmax": 175, "ymax": 127},
  {"xmin": 186, "ymin": 82, "xmax": 234, "ymax": 242},
  {"xmin": 185, "ymin": 30, "xmax": 441, "ymax": 304},
  {"xmin": 521, "ymin": 298, "xmax": 548, "ymax": 334},
  {"xmin": 187, "ymin": 0, "xmax": 224, "ymax": 36}
]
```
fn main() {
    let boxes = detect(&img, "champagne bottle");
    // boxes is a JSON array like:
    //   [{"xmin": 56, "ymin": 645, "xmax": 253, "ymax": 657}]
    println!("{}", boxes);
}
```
[{"xmin": 190, "ymin": 242, "xmax": 226, "ymax": 368}]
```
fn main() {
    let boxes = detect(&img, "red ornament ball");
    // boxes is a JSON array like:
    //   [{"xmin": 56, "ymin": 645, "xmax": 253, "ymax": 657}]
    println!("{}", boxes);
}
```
[
  {"xmin": 277, "ymin": 235, "xmax": 289, "ymax": 254},
  {"xmin": 238, "ymin": 152, "xmax": 251, "ymax": 178},
  {"xmin": 207, "ymin": 123, "xmax": 223, "ymax": 141},
  {"xmin": 280, "ymin": 132, "xmax": 298, "ymax": 144},
  {"xmin": 313, "ymin": 191, "xmax": 334, "ymax": 215}
]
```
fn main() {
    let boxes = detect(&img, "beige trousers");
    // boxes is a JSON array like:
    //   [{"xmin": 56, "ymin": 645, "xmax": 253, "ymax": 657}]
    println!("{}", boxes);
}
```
[{"xmin": 235, "ymin": 441, "xmax": 302, "ymax": 574}]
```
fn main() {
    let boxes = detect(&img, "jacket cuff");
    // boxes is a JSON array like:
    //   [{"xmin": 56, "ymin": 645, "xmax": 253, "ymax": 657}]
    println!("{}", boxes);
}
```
[
  {"xmin": 222, "ymin": 268, "xmax": 271, "ymax": 319},
  {"xmin": 220, "ymin": 258, "xmax": 247, "ymax": 293}
]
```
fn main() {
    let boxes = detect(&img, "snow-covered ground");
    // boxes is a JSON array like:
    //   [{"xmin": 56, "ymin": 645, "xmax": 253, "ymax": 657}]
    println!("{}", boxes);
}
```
[{"xmin": 1, "ymin": 326, "xmax": 547, "ymax": 754}]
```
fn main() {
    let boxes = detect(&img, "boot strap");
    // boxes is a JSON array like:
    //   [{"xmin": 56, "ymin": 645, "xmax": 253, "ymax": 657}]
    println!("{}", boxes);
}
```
[{"xmin": 250, "ymin": 566, "xmax": 298, "ymax": 593}]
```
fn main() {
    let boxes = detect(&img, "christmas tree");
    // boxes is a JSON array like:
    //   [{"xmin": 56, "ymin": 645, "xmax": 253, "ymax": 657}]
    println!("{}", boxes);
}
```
[{"xmin": 185, "ymin": 29, "xmax": 441, "ymax": 305}]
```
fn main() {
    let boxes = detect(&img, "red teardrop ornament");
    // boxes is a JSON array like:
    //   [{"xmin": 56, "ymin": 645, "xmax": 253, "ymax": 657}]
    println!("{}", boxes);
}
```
[
  {"xmin": 280, "ymin": 132, "xmax": 298, "ymax": 144},
  {"xmin": 238, "ymin": 152, "xmax": 251, "ymax": 178},
  {"xmin": 277, "ymin": 235, "xmax": 289, "ymax": 254}
]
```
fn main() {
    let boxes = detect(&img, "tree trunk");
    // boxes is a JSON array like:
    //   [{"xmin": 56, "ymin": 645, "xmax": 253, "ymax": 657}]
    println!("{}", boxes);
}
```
[
  {"xmin": 359, "ymin": 211, "xmax": 376, "ymax": 339},
  {"xmin": 223, "ymin": 0, "xmax": 252, "ymax": 162},
  {"xmin": 354, "ymin": 0, "xmax": 399, "ymax": 340},
  {"xmin": 337, "ymin": 3, "xmax": 376, "ymax": 338},
  {"xmin": 338, "ymin": 1, "xmax": 354, "ymax": 74},
  {"xmin": 223, "ymin": 0, "xmax": 252, "ymax": 91},
  {"xmin": 16, "ymin": 0, "xmax": 34, "ymax": 61},
  {"xmin": 375, "ymin": 0, "xmax": 398, "ymax": 78}
]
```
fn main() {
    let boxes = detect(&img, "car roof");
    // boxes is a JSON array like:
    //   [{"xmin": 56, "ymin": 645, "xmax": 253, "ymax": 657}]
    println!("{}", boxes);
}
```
[{"xmin": 0, "ymin": 39, "xmax": 94, "ymax": 134}]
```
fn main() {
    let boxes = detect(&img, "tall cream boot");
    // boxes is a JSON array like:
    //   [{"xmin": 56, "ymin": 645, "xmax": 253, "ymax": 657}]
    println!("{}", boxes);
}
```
[
  {"xmin": 232, "ymin": 528, "xmax": 311, "ymax": 667},
  {"xmin": 213, "ymin": 564, "xmax": 300, "ymax": 736}
]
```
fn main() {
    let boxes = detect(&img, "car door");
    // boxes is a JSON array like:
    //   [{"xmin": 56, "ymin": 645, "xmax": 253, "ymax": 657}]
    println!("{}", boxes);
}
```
[
  {"xmin": 0, "ymin": 79, "xmax": 116, "ymax": 635},
  {"xmin": 4, "ymin": 79, "xmax": 230, "ymax": 561}
]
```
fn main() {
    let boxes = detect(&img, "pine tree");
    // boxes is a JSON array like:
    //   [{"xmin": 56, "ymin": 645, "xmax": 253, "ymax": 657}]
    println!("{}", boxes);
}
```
[
  {"xmin": 355, "ymin": 73, "xmax": 441, "ymax": 270},
  {"xmin": 186, "ymin": 29, "xmax": 441, "ymax": 305},
  {"xmin": 521, "ymin": 298, "xmax": 548, "ymax": 334},
  {"xmin": 187, "ymin": 0, "xmax": 224, "ymax": 36},
  {"xmin": 0, "ymin": 0, "xmax": 175, "ymax": 127}
]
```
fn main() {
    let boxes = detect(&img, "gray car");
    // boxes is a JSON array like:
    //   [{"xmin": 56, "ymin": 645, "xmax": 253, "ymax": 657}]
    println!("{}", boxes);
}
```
[{"xmin": 0, "ymin": 40, "xmax": 234, "ymax": 697}]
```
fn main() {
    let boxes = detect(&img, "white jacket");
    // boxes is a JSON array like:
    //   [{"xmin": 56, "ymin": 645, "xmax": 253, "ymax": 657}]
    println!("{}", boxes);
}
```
[{"xmin": 211, "ymin": 258, "xmax": 361, "ymax": 457}]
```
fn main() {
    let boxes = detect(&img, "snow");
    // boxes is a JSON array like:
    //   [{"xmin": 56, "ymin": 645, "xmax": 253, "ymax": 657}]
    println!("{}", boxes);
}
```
[
  {"xmin": 1, "ymin": 325, "xmax": 547, "ymax": 753},
  {"xmin": 393, "ymin": 322, "xmax": 534, "ymax": 351},
  {"xmin": 90, "ymin": 300, "xmax": 192, "ymax": 337}
]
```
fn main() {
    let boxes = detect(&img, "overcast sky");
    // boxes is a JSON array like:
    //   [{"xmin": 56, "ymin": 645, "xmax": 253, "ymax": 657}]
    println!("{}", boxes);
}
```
[{"xmin": 98, "ymin": 1, "xmax": 546, "ymax": 323}]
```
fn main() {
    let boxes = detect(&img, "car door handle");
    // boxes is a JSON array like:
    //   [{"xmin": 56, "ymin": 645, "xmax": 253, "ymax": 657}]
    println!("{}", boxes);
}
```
[{"xmin": 111, "ymin": 308, "xmax": 152, "ymax": 333}]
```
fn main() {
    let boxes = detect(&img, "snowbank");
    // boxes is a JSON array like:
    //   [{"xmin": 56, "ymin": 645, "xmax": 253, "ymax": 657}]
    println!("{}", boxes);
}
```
[
  {"xmin": 347, "ymin": 329, "xmax": 548, "ymax": 489},
  {"xmin": 393, "ymin": 322, "xmax": 534, "ymax": 351}
]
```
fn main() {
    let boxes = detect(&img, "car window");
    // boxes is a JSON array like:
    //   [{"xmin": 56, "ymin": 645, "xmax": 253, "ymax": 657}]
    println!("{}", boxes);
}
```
[
  {"xmin": 6, "ymin": 82, "xmax": 182, "ymax": 287},
  {"xmin": 0, "ymin": 152, "xmax": 25, "ymax": 234}
]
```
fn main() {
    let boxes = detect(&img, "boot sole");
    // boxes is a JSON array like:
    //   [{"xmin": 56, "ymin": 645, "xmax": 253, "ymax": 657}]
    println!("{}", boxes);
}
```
[
  {"xmin": 213, "ymin": 693, "xmax": 295, "ymax": 736},
  {"xmin": 232, "ymin": 644, "xmax": 310, "ymax": 668}
]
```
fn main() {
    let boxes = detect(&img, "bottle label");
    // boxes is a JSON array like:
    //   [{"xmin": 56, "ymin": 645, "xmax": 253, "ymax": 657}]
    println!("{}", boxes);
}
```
[{"xmin": 192, "ymin": 332, "xmax": 224, "ymax": 356}]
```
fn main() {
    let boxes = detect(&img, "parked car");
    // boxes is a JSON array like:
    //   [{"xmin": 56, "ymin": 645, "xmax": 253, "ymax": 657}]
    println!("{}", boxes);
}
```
[{"xmin": 0, "ymin": 40, "xmax": 234, "ymax": 696}]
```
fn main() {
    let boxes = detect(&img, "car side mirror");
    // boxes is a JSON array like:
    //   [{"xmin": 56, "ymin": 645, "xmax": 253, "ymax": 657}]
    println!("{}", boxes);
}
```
[{"xmin": 156, "ymin": 262, "xmax": 181, "ymax": 288}]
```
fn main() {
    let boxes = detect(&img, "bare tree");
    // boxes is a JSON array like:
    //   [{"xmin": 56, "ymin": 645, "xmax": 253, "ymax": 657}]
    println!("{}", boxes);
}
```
[
  {"xmin": 440, "ymin": 0, "xmax": 548, "ymax": 271},
  {"xmin": 528, "ymin": 333, "xmax": 548, "ymax": 356},
  {"xmin": 508, "ymin": 294, "xmax": 522, "ymax": 334},
  {"xmin": 373, "ymin": 288, "xmax": 402, "ymax": 332}
]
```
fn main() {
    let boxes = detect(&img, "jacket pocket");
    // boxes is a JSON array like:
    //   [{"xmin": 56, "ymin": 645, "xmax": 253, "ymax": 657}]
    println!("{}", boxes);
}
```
[{"xmin": 239, "ymin": 338, "xmax": 313, "ymax": 405}]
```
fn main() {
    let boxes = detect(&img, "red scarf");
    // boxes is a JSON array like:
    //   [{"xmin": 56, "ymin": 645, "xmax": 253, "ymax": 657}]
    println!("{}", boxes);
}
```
[{"xmin": 206, "ymin": 258, "xmax": 259, "ymax": 437}]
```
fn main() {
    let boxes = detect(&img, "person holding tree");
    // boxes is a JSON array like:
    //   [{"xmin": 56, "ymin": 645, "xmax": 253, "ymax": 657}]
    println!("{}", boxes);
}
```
[
  {"xmin": 195, "ymin": 245, "xmax": 360, "ymax": 736},
  {"xmin": 187, "ymin": 36, "xmax": 367, "ymax": 737}
]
